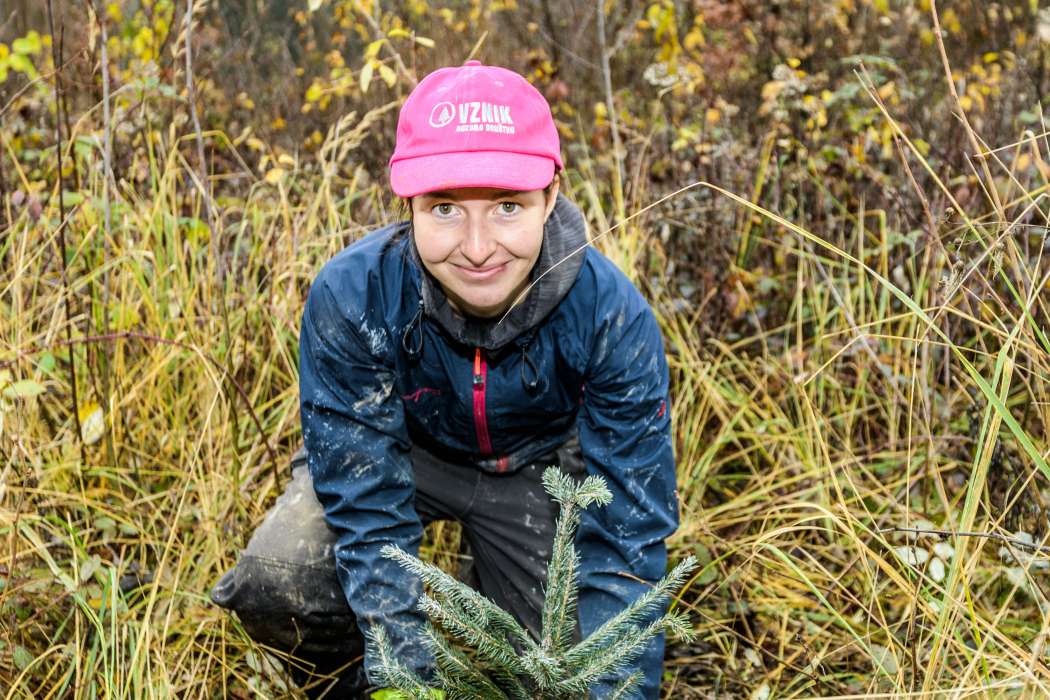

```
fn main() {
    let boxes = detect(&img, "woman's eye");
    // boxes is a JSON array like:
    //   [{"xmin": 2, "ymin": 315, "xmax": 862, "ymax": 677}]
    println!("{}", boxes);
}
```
[
  {"xmin": 499, "ymin": 202, "xmax": 520, "ymax": 215},
  {"xmin": 434, "ymin": 203, "xmax": 455, "ymax": 217}
]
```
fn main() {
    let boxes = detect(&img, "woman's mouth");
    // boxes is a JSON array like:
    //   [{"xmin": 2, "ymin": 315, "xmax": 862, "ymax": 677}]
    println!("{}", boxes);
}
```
[{"xmin": 454, "ymin": 262, "xmax": 507, "ymax": 281}]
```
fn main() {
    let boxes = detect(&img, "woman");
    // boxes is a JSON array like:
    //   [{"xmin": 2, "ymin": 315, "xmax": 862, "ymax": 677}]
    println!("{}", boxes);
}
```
[{"xmin": 212, "ymin": 60, "xmax": 680, "ymax": 699}]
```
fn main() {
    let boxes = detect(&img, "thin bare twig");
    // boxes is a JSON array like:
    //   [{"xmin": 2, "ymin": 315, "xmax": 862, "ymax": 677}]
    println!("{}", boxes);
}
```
[
  {"xmin": 183, "ymin": 0, "xmax": 215, "ymax": 239},
  {"xmin": 45, "ymin": 0, "xmax": 85, "ymax": 460},
  {"xmin": 85, "ymin": 0, "xmax": 117, "ymax": 466},
  {"xmin": 929, "ymin": 0, "xmax": 1005, "ymax": 225},
  {"xmin": 879, "ymin": 526, "xmax": 1050, "ymax": 557},
  {"xmin": 596, "ymin": 0, "xmax": 625, "ymax": 223}
]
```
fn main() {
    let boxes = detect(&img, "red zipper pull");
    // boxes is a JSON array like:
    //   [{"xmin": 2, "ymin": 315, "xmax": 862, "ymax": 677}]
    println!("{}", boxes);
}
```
[
  {"xmin": 472, "ymin": 347, "xmax": 493, "ymax": 456},
  {"xmin": 473, "ymin": 347, "xmax": 484, "ymax": 387}
]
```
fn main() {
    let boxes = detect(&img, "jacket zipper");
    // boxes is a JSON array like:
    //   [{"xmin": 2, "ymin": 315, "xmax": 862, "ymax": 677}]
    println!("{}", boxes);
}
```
[{"xmin": 472, "ymin": 347, "xmax": 493, "ymax": 456}]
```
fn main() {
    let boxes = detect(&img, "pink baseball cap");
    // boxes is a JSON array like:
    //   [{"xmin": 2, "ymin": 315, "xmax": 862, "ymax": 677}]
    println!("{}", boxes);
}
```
[{"xmin": 388, "ymin": 60, "xmax": 563, "ymax": 198}]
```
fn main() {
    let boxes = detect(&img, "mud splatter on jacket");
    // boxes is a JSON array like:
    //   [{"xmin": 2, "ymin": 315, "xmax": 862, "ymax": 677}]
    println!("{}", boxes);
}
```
[{"xmin": 299, "ymin": 194, "xmax": 679, "ymax": 697}]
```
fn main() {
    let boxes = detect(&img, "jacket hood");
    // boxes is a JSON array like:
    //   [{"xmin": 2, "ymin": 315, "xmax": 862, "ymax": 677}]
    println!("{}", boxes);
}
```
[{"xmin": 408, "ymin": 193, "xmax": 588, "ymax": 351}]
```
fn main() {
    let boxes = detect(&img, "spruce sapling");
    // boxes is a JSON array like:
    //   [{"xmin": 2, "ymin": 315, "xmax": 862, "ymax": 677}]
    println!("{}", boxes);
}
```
[{"xmin": 368, "ymin": 466, "xmax": 697, "ymax": 699}]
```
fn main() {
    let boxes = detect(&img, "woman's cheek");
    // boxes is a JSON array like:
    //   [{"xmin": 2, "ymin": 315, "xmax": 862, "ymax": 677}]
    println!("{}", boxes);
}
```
[
  {"xmin": 501, "ymin": 224, "xmax": 544, "ymax": 259},
  {"xmin": 416, "ymin": 234, "xmax": 457, "ymax": 264}
]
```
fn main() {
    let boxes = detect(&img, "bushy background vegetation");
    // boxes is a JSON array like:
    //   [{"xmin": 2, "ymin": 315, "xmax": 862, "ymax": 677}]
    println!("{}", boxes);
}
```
[{"xmin": 3, "ymin": 0, "xmax": 1050, "ymax": 696}]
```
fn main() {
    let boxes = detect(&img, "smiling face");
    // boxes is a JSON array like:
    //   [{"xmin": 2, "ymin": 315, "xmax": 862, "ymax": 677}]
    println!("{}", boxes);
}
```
[{"xmin": 410, "ymin": 179, "xmax": 560, "ymax": 319}]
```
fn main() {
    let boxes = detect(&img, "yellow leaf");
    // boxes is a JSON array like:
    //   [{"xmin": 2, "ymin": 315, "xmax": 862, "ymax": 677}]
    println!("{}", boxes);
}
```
[
  {"xmin": 305, "ymin": 83, "xmax": 323, "ymax": 103},
  {"xmin": 942, "ymin": 8, "xmax": 961, "ymax": 34},
  {"xmin": 264, "ymin": 167, "xmax": 286, "ymax": 184},
  {"xmin": 378, "ymin": 62, "xmax": 397, "ymax": 87},
  {"xmin": 360, "ymin": 61, "xmax": 375, "ymax": 93},
  {"xmin": 278, "ymin": 153, "xmax": 296, "ymax": 167},
  {"xmin": 786, "ymin": 57, "xmax": 800, "ymax": 68},
  {"xmin": 387, "ymin": 28, "xmax": 410, "ymax": 39},
  {"xmin": 79, "ymin": 403, "xmax": 105, "ymax": 446},
  {"xmin": 760, "ymin": 81, "xmax": 783, "ymax": 102},
  {"xmin": 983, "ymin": 52, "xmax": 999, "ymax": 63},
  {"xmin": 246, "ymin": 137, "xmax": 265, "ymax": 152},
  {"xmin": 413, "ymin": 35, "xmax": 435, "ymax": 48},
  {"xmin": 365, "ymin": 38, "xmax": 386, "ymax": 60},
  {"xmin": 705, "ymin": 107, "xmax": 720, "ymax": 124}
]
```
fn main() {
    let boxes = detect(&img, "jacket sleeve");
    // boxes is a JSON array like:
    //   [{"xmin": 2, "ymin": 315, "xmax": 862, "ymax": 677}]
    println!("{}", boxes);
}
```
[
  {"xmin": 576, "ymin": 299, "xmax": 680, "ymax": 699},
  {"xmin": 298, "ymin": 276, "xmax": 433, "ymax": 682}
]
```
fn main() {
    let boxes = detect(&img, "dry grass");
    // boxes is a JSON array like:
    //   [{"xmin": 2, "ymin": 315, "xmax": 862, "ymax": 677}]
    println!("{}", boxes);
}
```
[{"xmin": 4, "ymin": 53, "xmax": 1050, "ymax": 700}]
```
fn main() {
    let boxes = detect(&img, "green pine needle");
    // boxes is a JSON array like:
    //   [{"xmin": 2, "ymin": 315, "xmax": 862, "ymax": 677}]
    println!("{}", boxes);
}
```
[{"xmin": 368, "ymin": 466, "xmax": 695, "ymax": 700}]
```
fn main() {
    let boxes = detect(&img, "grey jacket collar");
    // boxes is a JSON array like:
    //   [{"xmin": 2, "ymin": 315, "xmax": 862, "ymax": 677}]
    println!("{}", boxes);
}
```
[{"xmin": 408, "ymin": 193, "xmax": 588, "ymax": 351}]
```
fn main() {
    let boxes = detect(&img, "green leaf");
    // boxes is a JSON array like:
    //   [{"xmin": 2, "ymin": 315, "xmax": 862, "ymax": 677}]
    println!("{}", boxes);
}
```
[
  {"xmin": 38, "ymin": 352, "xmax": 55, "ymax": 375},
  {"xmin": 12, "ymin": 31, "xmax": 42, "ymax": 55},
  {"xmin": 178, "ymin": 217, "xmax": 210, "ymax": 245},
  {"xmin": 3, "ymin": 379, "xmax": 45, "ymax": 399},
  {"xmin": 93, "ymin": 516, "xmax": 117, "ymax": 532},
  {"xmin": 13, "ymin": 645, "xmax": 33, "ymax": 671},
  {"xmin": 61, "ymin": 191, "xmax": 84, "ymax": 207},
  {"xmin": 1019, "ymin": 110, "xmax": 1039, "ymax": 125},
  {"xmin": 79, "ymin": 555, "xmax": 103, "ymax": 584},
  {"xmin": 693, "ymin": 542, "xmax": 717, "ymax": 585}
]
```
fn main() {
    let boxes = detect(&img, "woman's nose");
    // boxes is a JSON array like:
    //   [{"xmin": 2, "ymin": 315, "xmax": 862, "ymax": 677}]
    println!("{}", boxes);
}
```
[{"xmin": 461, "ymin": 216, "xmax": 496, "ymax": 266}]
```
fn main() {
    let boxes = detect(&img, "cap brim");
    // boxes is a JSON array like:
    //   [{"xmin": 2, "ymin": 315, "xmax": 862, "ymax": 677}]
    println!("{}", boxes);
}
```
[{"xmin": 390, "ymin": 151, "xmax": 556, "ymax": 198}]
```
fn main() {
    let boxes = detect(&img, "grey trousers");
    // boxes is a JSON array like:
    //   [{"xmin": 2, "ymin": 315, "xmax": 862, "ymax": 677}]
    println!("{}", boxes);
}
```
[{"xmin": 210, "ymin": 437, "xmax": 584, "ymax": 697}]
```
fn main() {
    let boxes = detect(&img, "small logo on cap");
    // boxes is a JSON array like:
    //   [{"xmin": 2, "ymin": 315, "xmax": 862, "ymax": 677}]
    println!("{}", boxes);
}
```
[{"xmin": 429, "ymin": 101, "xmax": 455, "ymax": 128}]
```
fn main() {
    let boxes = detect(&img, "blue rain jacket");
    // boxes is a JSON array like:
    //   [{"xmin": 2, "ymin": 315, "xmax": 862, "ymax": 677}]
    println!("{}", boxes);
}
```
[{"xmin": 299, "ymin": 194, "xmax": 679, "ymax": 698}]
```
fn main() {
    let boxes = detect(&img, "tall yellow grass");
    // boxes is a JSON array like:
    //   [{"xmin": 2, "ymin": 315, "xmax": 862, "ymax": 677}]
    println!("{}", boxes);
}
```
[{"xmin": 3, "ymin": 55, "xmax": 1050, "ymax": 700}]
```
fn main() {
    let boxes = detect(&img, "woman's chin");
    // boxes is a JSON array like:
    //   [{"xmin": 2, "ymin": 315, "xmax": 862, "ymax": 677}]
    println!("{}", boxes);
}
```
[
  {"xmin": 447, "ymin": 289, "xmax": 516, "ymax": 319},
  {"xmin": 460, "ymin": 300, "xmax": 509, "ymax": 319}
]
